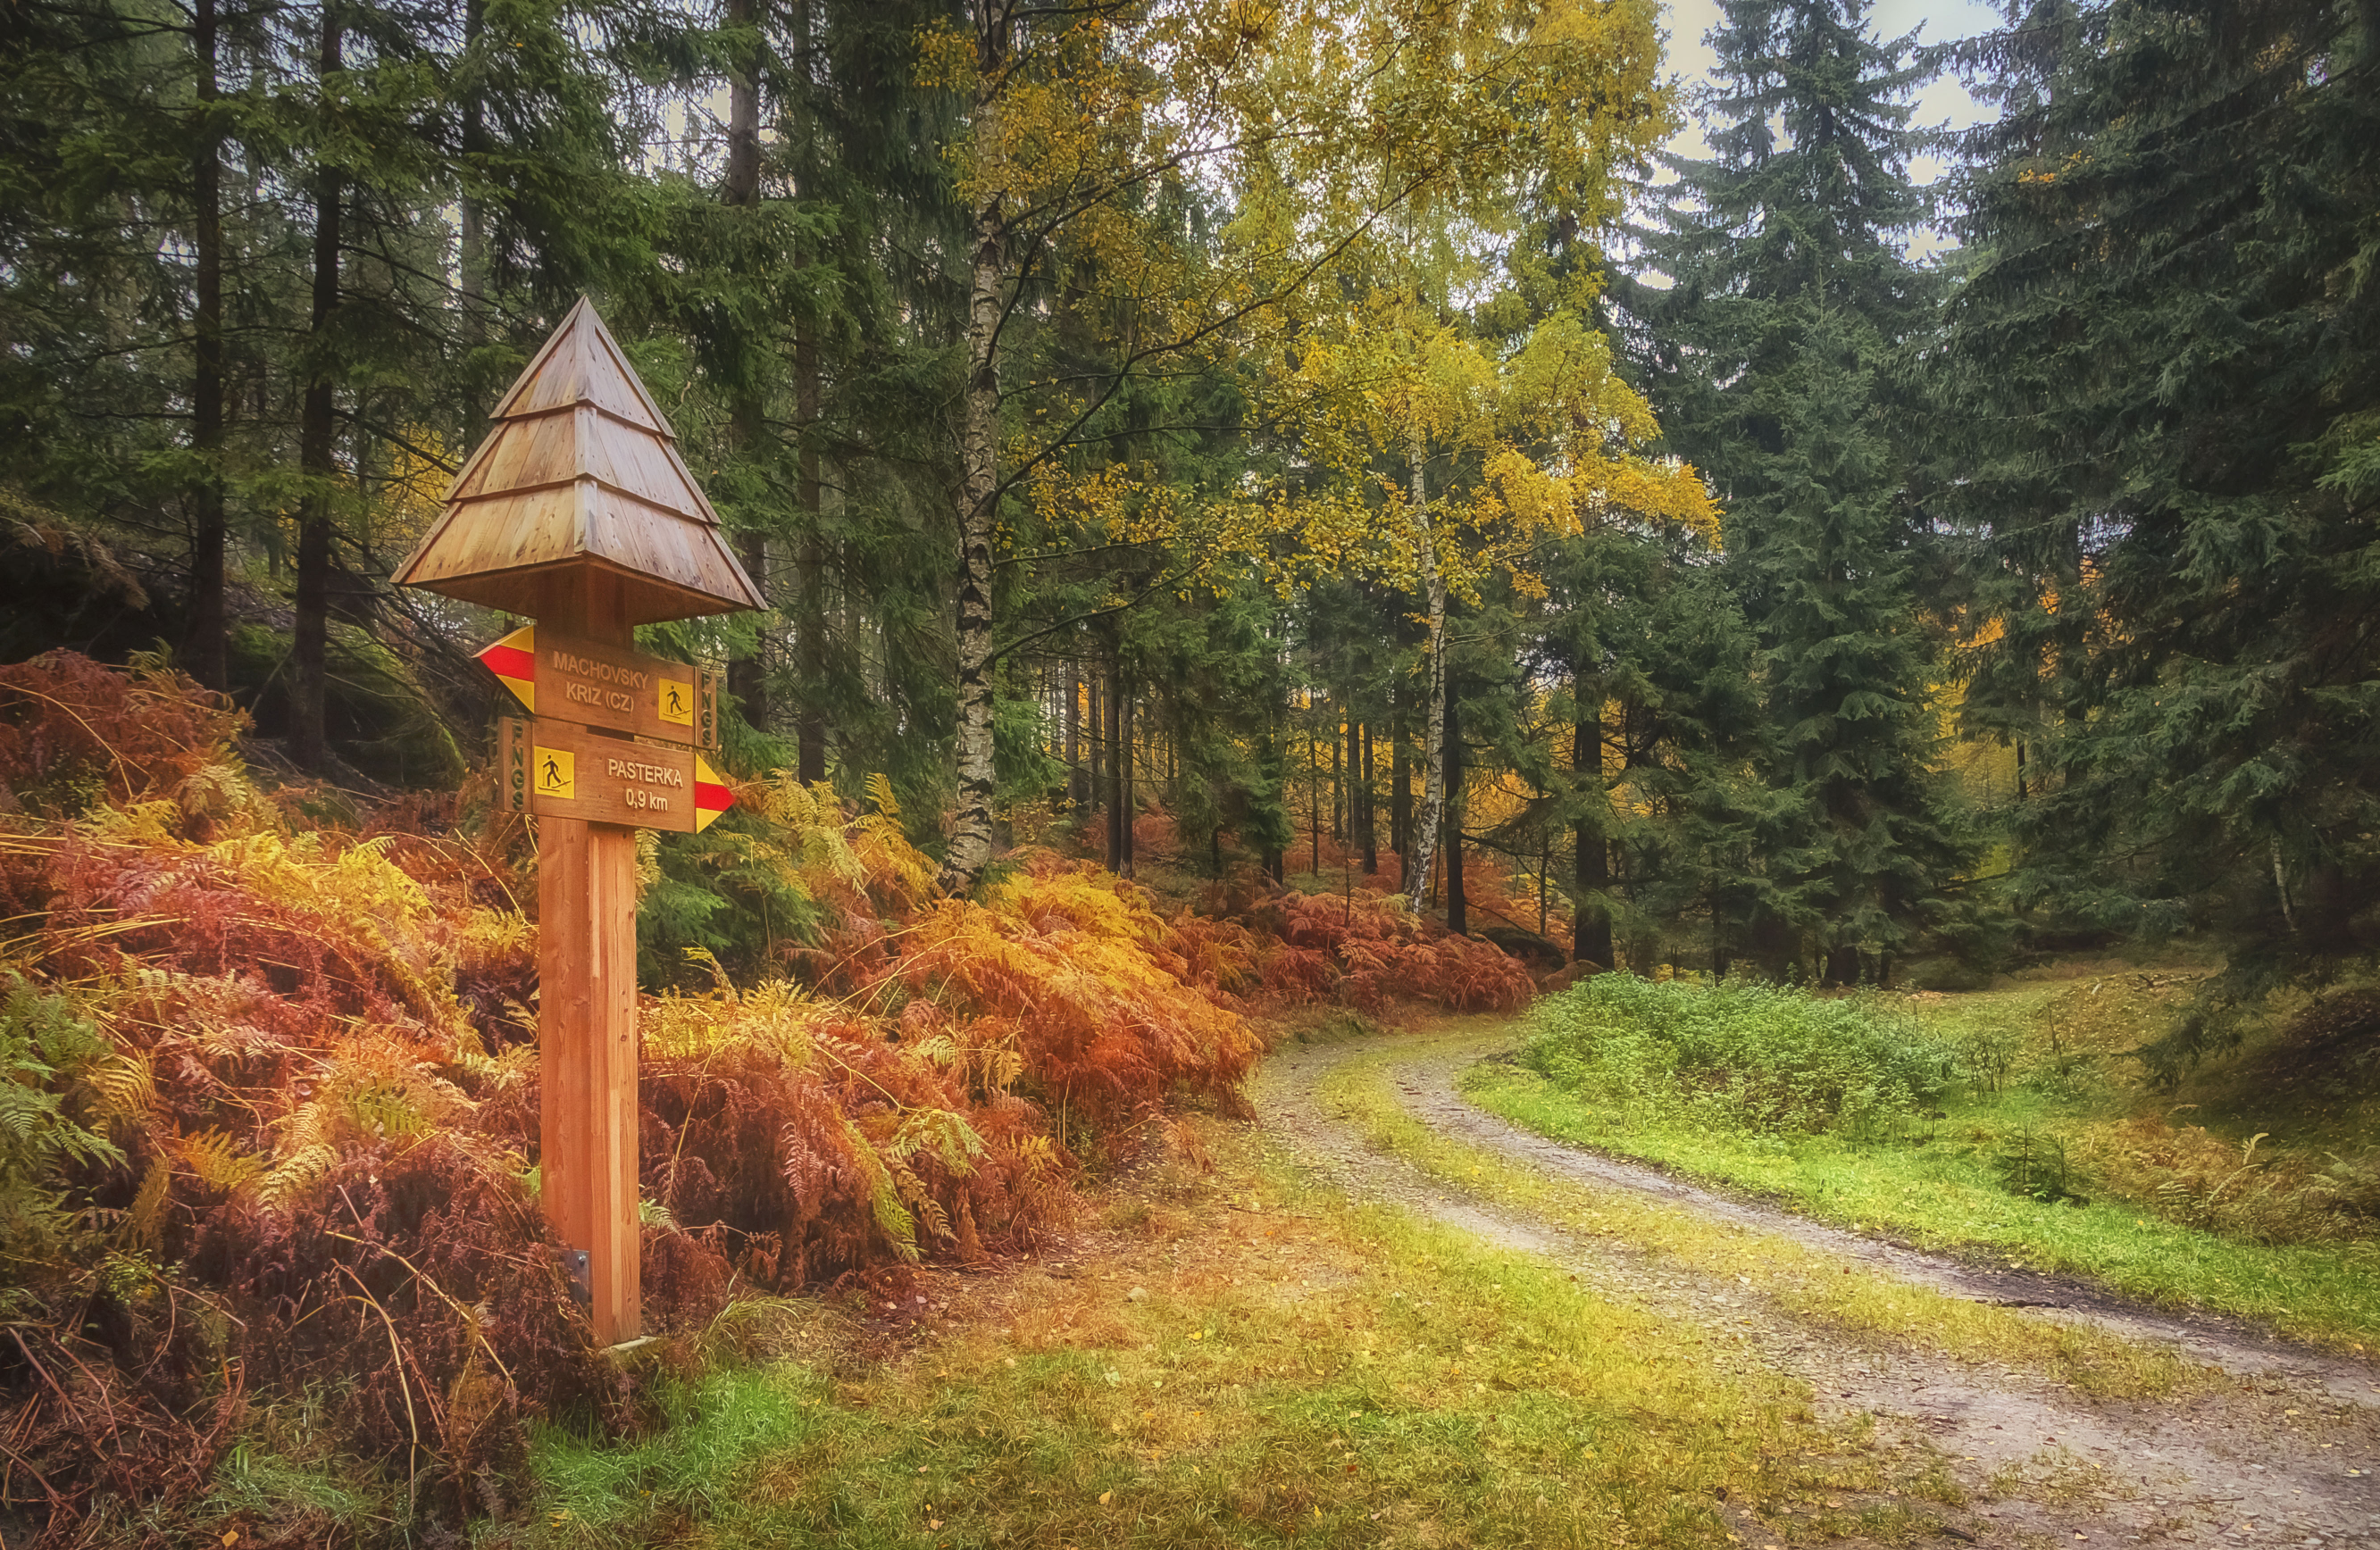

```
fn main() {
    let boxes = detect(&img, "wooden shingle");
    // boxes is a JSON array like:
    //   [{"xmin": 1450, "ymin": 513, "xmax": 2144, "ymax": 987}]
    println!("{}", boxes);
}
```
[{"xmin": 395, "ymin": 297, "xmax": 762, "ymax": 625}]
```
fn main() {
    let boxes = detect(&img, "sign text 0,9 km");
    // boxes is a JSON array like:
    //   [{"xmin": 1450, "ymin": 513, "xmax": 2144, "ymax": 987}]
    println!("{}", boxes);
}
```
[
  {"xmin": 497, "ymin": 717, "xmax": 732, "ymax": 833},
  {"xmin": 478, "ymin": 623, "xmax": 721, "ymax": 749}
]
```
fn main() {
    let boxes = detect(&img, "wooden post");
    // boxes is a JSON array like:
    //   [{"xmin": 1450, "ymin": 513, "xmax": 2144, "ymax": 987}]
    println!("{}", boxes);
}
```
[
  {"xmin": 540, "ymin": 600, "xmax": 640, "ymax": 1344},
  {"xmin": 538, "ymin": 812, "xmax": 641, "ymax": 1343}
]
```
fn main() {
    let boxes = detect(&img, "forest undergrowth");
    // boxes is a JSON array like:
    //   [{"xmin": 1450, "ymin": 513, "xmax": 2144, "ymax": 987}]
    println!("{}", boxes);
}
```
[
  {"xmin": 0, "ymin": 652, "xmax": 1530, "ymax": 1547},
  {"xmin": 1466, "ymin": 976, "xmax": 2380, "ymax": 1347}
]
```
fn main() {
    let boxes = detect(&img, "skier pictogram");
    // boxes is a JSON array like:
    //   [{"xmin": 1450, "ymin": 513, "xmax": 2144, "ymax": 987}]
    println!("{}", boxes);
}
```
[
  {"xmin": 530, "ymin": 744, "xmax": 575, "ymax": 800},
  {"xmin": 657, "ymin": 674, "xmax": 695, "ymax": 727}
]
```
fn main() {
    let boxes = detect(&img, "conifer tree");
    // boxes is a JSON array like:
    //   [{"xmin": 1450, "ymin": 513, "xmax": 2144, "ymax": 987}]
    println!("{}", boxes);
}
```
[
  {"xmin": 1935, "ymin": 0, "xmax": 2380, "ymax": 969},
  {"xmin": 1622, "ymin": 0, "xmax": 1966, "ymax": 980}
]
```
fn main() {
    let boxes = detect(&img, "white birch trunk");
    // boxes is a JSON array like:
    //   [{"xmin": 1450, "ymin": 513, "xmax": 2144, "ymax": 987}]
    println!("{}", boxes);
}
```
[
  {"xmin": 938, "ymin": 12, "xmax": 1007, "ymax": 894},
  {"xmin": 1403, "ymin": 434, "xmax": 1449, "ymax": 916}
]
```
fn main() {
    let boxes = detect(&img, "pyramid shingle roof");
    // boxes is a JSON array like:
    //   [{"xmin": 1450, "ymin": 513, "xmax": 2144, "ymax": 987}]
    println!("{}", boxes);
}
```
[{"xmin": 394, "ymin": 297, "xmax": 763, "ymax": 625}]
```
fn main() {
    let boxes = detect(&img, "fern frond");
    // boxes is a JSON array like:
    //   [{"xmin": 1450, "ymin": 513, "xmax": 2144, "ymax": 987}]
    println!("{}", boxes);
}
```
[
  {"xmin": 683, "ymin": 946, "xmax": 737, "ymax": 1000},
  {"xmin": 122, "ymin": 1154, "xmax": 171, "ymax": 1248},
  {"xmin": 249, "ymin": 1142, "xmax": 337, "ymax": 1212},
  {"xmin": 1016, "ymin": 1134, "xmax": 1059, "ymax": 1178},
  {"xmin": 85, "ymin": 800, "xmax": 188, "ymax": 846},
  {"xmin": 84, "ymin": 1052, "xmax": 154, "ymax": 1122},
  {"xmin": 841, "ymin": 1115, "xmax": 918, "ymax": 1261},
  {"xmin": 912, "ymin": 1192, "xmax": 954, "ymax": 1243},
  {"xmin": 889, "ymin": 1107, "xmax": 989, "ymax": 1174},
  {"xmin": 176, "ymin": 1128, "xmax": 264, "ymax": 1193}
]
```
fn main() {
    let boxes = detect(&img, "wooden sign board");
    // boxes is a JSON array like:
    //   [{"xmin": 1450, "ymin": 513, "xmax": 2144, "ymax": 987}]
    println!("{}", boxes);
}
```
[
  {"xmin": 479, "ymin": 625, "xmax": 721, "ymax": 750},
  {"xmin": 497, "ymin": 717, "xmax": 733, "ymax": 833}
]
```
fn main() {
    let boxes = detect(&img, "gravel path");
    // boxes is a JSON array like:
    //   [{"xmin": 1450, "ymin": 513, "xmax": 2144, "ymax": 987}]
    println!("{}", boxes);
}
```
[{"xmin": 1252, "ymin": 1026, "xmax": 2380, "ymax": 1546}]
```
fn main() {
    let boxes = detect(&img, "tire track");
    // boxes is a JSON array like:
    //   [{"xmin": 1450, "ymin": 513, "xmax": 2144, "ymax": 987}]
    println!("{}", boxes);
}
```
[{"xmin": 1253, "ymin": 1026, "xmax": 2380, "ymax": 1546}]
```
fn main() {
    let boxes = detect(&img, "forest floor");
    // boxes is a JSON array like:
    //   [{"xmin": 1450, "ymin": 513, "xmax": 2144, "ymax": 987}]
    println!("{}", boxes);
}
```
[
  {"xmin": 514, "ymin": 1011, "xmax": 2380, "ymax": 1549},
  {"xmin": 1263, "ymin": 1014, "xmax": 2380, "ymax": 1546}
]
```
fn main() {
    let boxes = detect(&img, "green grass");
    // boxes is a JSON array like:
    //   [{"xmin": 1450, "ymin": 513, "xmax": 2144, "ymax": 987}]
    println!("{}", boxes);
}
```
[
  {"xmin": 1464, "ymin": 979, "xmax": 2380, "ymax": 1353},
  {"xmin": 1315, "ymin": 1032, "xmax": 2205, "ymax": 1400},
  {"xmin": 495, "ymin": 1125, "xmax": 1968, "ymax": 1550}
]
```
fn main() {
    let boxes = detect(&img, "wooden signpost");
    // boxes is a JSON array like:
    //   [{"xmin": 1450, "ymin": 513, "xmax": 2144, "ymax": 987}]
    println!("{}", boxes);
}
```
[{"xmin": 395, "ymin": 297, "xmax": 761, "ymax": 1344}]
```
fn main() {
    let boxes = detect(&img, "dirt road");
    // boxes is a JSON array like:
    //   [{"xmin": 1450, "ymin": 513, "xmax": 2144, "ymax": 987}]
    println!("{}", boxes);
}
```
[{"xmin": 1254, "ymin": 1024, "xmax": 2380, "ymax": 1546}]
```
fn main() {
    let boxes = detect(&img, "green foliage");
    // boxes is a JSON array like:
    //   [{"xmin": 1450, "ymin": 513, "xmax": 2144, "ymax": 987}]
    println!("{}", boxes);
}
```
[
  {"xmin": 1935, "ymin": 0, "xmax": 2380, "ymax": 969},
  {"xmin": 1476, "ymin": 978, "xmax": 2380, "ymax": 1342},
  {"xmin": 0, "ymin": 974, "xmax": 124, "ymax": 1265},
  {"xmin": 1991, "ymin": 1128, "xmax": 2083, "ymax": 1204},
  {"xmin": 1618, "ymin": 0, "xmax": 1974, "ymax": 976},
  {"xmin": 1519, "ymin": 975, "xmax": 1953, "ymax": 1139}
]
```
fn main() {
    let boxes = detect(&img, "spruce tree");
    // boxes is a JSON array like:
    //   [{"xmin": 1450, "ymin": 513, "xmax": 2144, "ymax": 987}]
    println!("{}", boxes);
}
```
[
  {"xmin": 1934, "ymin": 0, "xmax": 2380, "ymax": 971},
  {"xmin": 1620, "ymin": 0, "xmax": 1967, "ymax": 981}
]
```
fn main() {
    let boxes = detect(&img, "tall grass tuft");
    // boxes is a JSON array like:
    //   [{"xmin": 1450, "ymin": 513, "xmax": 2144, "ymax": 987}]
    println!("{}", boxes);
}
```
[{"xmin": 1520, "ymin": 977, "xmax": 1956, "ymax": 1140}]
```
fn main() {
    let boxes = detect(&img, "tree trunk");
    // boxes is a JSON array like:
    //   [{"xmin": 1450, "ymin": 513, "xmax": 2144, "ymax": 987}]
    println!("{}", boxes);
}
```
[
  {"xmin": 1105, "ymin": 648, "xmax": 1125, "ymax": 872},
  {"xmin": 1442, "ymin": 691, "xmax": 1465, "ymax": 934},
  {"xmin": 458, "ymin": 0, "xmax": 488, "ymax": 341},
  {"xmin": 936, "ymin": 1, "xmax": 1009, "ymax": 893},
  {"xmin": 1262, "ymin": 704, "xmax": 1285, "ymax": 884},
  {"xmin": 1402, "ymin": 438, "xmax": 1449, "ymax": 914},
  {"xmin": 1390, "ymin": 701, "xmax": 1410, "ymax": 873},
  {"xmin": 288, "ymin": 8, "xmax": 343, "ymax": 775},
  {"xmin": 1314, "ymin": 723, "xmax": 1332, "ymax": 871},
  {"xmin": 184, "ymin": 0, "xmax": 228, "ymax": 692},
  {"xmin": 792, "ymin": 0, "xmax": 830, "ymax": 784},
  {"xmin": 722, "ymin": 0, "xmax": 772, "ymax": 735},
  {"xmin": 1824, "ymin": 944, "xmax": 1862, "ymax": 988},
  {"xmin": 1065, "ymin": 664, "xmax": 1084, "ymax": 809},
  {"xmin": 795, "ymin": 335, "xmax": 827, "ymax": 781},
  {"xmin": 1119, "ymin": 683, "xmax": 1134, "ymax": 878},
  {"xmin": 1331, "ymin": 717, "xmax": 1343, "ymax": 843},
  {"xmin": 1573, "ymin": 685, "xmax": 1612, "ymax": 968},
  {"xmin": 1356, "ymin": 718, "xmax": 1376, "ymax": 874},
  {"xmin": 1538, "ymin": 826, "xmax": 1550, "ymax": 936}
]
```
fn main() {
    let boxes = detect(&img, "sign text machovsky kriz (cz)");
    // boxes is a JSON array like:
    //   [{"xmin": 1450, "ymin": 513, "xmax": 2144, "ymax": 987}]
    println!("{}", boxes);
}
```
[{"xmin": 477, "ymin": 623, "xmax": 721, "ymax": 749}]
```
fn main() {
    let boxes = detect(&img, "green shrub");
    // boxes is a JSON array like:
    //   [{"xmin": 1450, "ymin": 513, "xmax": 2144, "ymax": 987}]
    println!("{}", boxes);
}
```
[
  {"xmin": 1992, "ymin": 1128, "xmax": 2085, "ymax": 1204},
  {"xmin": 1517, "ymin": 976, "xmax": 1956, "ymax": 1140},
  {"xmin": 0, "ymin": 975, "xmax": 124, "ymax": 1269}
]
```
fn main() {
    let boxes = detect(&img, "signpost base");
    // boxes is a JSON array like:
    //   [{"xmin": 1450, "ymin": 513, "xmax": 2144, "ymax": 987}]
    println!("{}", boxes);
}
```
[{"xmin": 538, "ymin": 814, "xmax": 641, "ymax": 1344}]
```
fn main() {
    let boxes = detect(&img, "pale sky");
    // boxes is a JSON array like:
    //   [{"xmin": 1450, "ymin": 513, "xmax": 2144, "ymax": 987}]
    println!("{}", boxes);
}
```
[{"xmin": 1652, "ymin": 0, "xmax": 2003, "ymax": 258}]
